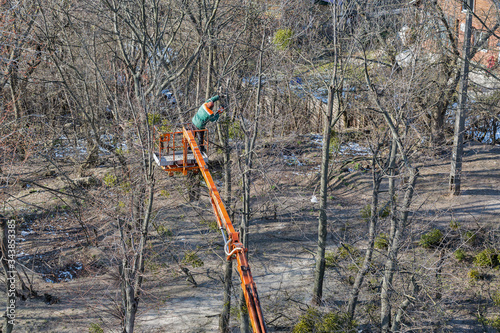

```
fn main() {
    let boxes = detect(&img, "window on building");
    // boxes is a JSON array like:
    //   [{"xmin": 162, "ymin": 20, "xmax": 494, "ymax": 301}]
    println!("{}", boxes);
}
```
[{"xmin": 462, "ymin": 0, "xmax": 474, "ymax": 12}]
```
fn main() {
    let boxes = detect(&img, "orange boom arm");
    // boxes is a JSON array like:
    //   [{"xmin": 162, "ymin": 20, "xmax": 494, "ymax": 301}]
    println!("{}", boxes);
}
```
[{"xmin": 153, "ymin": 126, "xmax": 267, "ymax": 333}]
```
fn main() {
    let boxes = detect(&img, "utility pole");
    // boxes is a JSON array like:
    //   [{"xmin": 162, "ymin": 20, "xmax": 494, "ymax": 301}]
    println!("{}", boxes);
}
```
[{"xmin": 449, "ymin": 4, "xmax": 472, "ymax": 195}]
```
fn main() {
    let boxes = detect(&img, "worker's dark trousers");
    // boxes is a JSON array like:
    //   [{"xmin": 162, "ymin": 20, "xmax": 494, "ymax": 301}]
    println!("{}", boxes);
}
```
[{"xmin": 190, "ymin": 124, "xmax": 205, "ymax": 153}]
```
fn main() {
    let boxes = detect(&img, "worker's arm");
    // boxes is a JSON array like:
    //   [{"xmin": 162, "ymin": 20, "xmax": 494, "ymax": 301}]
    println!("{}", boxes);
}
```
[
  {"xmin": 208, "ymin": 112, "xmax": 220, "ymax": 123},
  {"xmin": 207, "ymin": 95, "xmax": 219, "ymax": 103}
]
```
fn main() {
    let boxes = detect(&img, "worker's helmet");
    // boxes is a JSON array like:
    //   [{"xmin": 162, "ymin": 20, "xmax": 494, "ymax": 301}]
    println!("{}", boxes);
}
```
[{"xmin": 206, "ymin": 101, "xmax": 214, "ymax": 109}]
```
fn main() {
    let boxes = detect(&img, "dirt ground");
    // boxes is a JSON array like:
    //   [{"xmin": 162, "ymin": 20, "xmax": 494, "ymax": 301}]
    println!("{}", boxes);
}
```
[{"xmin": 3, "ymin": 139, "xmax": 500, "ymax": 332}]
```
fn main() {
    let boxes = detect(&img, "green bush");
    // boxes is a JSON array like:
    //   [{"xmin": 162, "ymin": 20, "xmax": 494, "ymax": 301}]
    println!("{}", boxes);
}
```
[
  {"xmin": 182, "ymin": 250, "xmax": 204, "ymax": 268},
  {"xmin": 273, "ymin": 28, "xmax": 293, "ymax": 50},
  {"xmin": 147, "ymin": 113, "xmax": 161, "ymax": 125},
  {"xmin": 374, "ymin": 233, "xmax": 389, "ymax": 250},
  {"xmin": 419, "ymin": 229, "xmax": 443, "ymax": 248},
  {"xmin": 464, "ymin": 230, "xmax": 476, "ymax": 245},
  {"xmin": 454, "ymin": 249, "xmax": 466, "ymax": 262},
  {"xmin": 329, "ymin": 133, "xmax": 341, "ymax": 154},
  {"xmin": 89, "ymin": 323, "xmax": 104, "ymax": 333},
  {"xmin": 487, "ymin": 316, "xmax": 500, "ymax": 332},
  {"xmin": 317, "ymin": 312, "xmax": 356, "ymax": 333},
  {"xmin": 360, "ymin": 205, "xmax": 371, "ymax": 220},
  {"xmin": 157, "ymin": 225, "xmax": 173, "ymax": 237},
  {"xmin": 474, "ymin": 248, "xmax": 498, "ymax": 267},
  {"xmin": 325, "ymin": 251, "xmax": 337, "ymax": 268},
  {"xmin": 103, "ymin": 172, "xmax": 117, "ymax": 187},
  {"xmin": 293, "ymin": 308, "xmax": 322, "ymax": 333},
  {"xmin": 337, "ymin": 244, "xmax": 360, "ymax": 260},
  {"xmin": 449, "ymin": 220, "xmax": 460, "ymax": 230},
  {"xmin": 292, "ymin": 308, "xmax": 356, "ymax": 333},
  {"xmin": 379, "ymin": 204, "xmax": 390, "ymax": 218},
  {"xmin": 493, "ymin": 290, "xmax": 500, "ymax": 307},
  {"xmin": 468, "ymin": 268, "xmax": 483, "ymax": 281}
]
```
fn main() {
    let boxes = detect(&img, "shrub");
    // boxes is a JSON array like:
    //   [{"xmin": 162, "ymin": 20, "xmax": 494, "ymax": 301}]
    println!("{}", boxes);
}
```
[
  {"xmin": 487, "ymin": 316, "xmax": 500, "ymax": 332},
  {"xmin": 317, "ymin": 312, "xmax": 356, "ymax": 333},
  {"xmin": 454, "ymin": 249, "xmax": 466, "ymax": 262},
  {"xmin": 182, "ymin": 250, "xmax": 204, "ymax": 268},
  {"xmin": 419, "ymin": 229, "xmax": 443, "ymax": 248},
  {"xmin": 493, "ymin": 290, "xmax": 500, "ymax": 307},
  {"xmin": 89, "ymin": 323, "xmax": 104, "ymax": 333},
  {"xmin": 293, "ymin": 308, "xmax": 322, "ymax": 333},
  {"xmin": 468, "ymin": 269, "xmax": 483, "ymax": 281},
  {"xmin": 360, "ymin": 205, "xmax": 371, "ymax": 220},
  {"xmin": 464, "ymin": 230, "xmax": 476, "ymax": 245},
  {"xmin": 325, "ymin": 251, "xmax": 337, "ymax": 268},
  {"xmin": 157, "ymin": 225, "xmax": 173, "ymax": 237},
  {"xmin": 449, "ymin": 220, "xmax": 460, "ymax": 230},
  {"xmin": 329, "ymin": 133, "xmax": 341, "ymax": 154},
  {"xmin": 273, "ymin": 28, "xmax": 293, "ymax": 50},
  {"xmin": 337, "ymin": 244, "xmax": 360, "ymax": 260},
  {"xmin": 375, "ymin": 233, "xmax": 389, "ymax": 250},
  {"xmin": 147, "ymin": 113, "xmax": 161, "ymax": 125},
  {"xmin": 103, "ymin": 172, "xmax": 117, "ymax": 187},
  {"xmin": 379, "ymin": 204, "xmax": 390, "ymax": 218},
  {"xmin": 292, "ymin": 308, "xmax": 356, "ymax": 333},
  {"xmin": 474, "ymin": 248, "xmax": 498, "ymax": 267}
]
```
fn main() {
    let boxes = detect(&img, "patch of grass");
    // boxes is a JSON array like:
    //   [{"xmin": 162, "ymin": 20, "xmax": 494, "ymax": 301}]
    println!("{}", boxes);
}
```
[
  {"xmin": 474, "ymin": 248, "xmax": 498, "ymax": 267},
  {"xmin": 273, "ymin": 28, "xmax": 293, "ymax": 50},
  {"xmin": 200, "ymin": 220, "xmax": 218, "ymax": 233},
  {"xmin": 337, "ymin": 244, "xmax": 360, "ymax": 260},
  {"xmin": 360, "ymin": 204, "xmax": 371, "ymax": 220},
  {"xmin": 160, "ymin": 189, "xmax": 170, "ymax": 198},
  {"xmin": 487, "ymin": 316, "xmax": 500, "ymax": 332},
  {"xmin": 89, "ymin": 323, "xmax": 104, "ymax": 333},
  {"xmin": 325, "ymin": 251, "xmax": 337, "ymax": 268},
  {"xmin": 493, "ymin": 290, "xmax": 500, "ymax": 307},
  {"xmin": 375, "ymin": 233, "xmax": 389, "ymax": 250},
  {"xmin": 157, "ymin": 225, "xmax": 173, "ymax": 237},
  {"xmin": 329, "ymin": 133, "xmax": 341, "ymax": 154},
  {"xmin": 419, "ymin": 229, "xmax": 443, "ymax": 248},
  {"xmin": 147, "ymin": 113, "xmax": 161, "ymax": 125},
  {"xmin": 464, "ymin": 230, "xmax": 476, "ymax": 245},
  {"xmin": 468, "ymin": 268, "xmax": 483, "ymax": 281},
  {"xmin": 103, "ymin": 172, "xmax": 117, "ymax": 187},
  {"xmin": 292, "ymin": 307, "xmax": 357, "ymax": 333},
  {"xmin": 449, "ymin": 220, "xmax": 460, "ymax": 230},
  {"xmin": 182, "ymin": 250, "xmax": 204, "ymax": 268},
  {"xmin": 454, "ymin": 248, "xmax": 466, "ymax": 262}
]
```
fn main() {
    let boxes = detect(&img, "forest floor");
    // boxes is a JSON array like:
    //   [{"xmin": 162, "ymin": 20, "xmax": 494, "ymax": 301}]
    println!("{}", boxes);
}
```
[{"xmin": 2, "ymin": 137, "xmax": 500, "ymax": 332}]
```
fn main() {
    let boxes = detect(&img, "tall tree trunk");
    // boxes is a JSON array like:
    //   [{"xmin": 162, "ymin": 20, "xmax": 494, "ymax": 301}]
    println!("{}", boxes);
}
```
[
  {"xmin": 347, "ymin": 161, "xmax": 381, "ymax": 318},
  {"xmin": 380, "ymin": 140, "xmax": 398, "ymax": 332},
  {"xmin": 120, "ymin": 183, "xmax": 155, "ymax": 333},
  {"xmin": 312, "ymin": 85, "xmax": 335, "ymax": 306},
  {"xmin": 380, "ymin": 168, "xmax": 418, "ymax": 332},
  {"xmin": 239, "ymin": 34, "xmax": 264, "ymax": 333},
  {"xmin": 449, "ymin": 8, "xmax": 472, "ymax": 195},
  {"xmin": 218, "ymin": 97, "xmax": 233, "ymax": 333}
]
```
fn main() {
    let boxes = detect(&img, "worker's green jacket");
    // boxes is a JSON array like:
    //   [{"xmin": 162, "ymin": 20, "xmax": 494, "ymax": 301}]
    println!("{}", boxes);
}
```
[{"xmin": 192, "ymin": 95, "xmax": 220, "ymax": 129}]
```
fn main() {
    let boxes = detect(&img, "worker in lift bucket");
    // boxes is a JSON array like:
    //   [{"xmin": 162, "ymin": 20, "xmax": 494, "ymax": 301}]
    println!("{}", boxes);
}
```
[{"xmin": 191, "ymin": 95, "xmax": 224, "ymax": 153}]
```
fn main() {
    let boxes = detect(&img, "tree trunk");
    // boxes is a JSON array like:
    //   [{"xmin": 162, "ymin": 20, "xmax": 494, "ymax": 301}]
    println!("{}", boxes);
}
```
[
  {"xmin": 312, "ymin": 85, "xmax": 335, "ymax": 306},
  {"xmin": 347, "ymin": 163, "xmax": 381, "ymax": 318},
  {"xmin": 239, "ymin": 34, "xmax": 264, "ymax": 333},
  {"xmin": 218, "ymin": 98, "xmax": 233, "ymax": 333},
  {"xmin": 449, "ymin": 8, "xmax": 472, "ymax": 195},
  {"xmin": 380, "ymin": 140, "xmax": 398, "ymax": 332},
  {"xmin": 380, "ymin": 167, "xmax": 418, "ymax": 332}
]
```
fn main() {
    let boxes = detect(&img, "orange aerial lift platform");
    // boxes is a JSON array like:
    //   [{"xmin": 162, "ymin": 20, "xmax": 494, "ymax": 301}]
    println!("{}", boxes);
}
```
[{"xmin": 153, "ymin": 125, "xmax": 267, "ymax": 333}]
